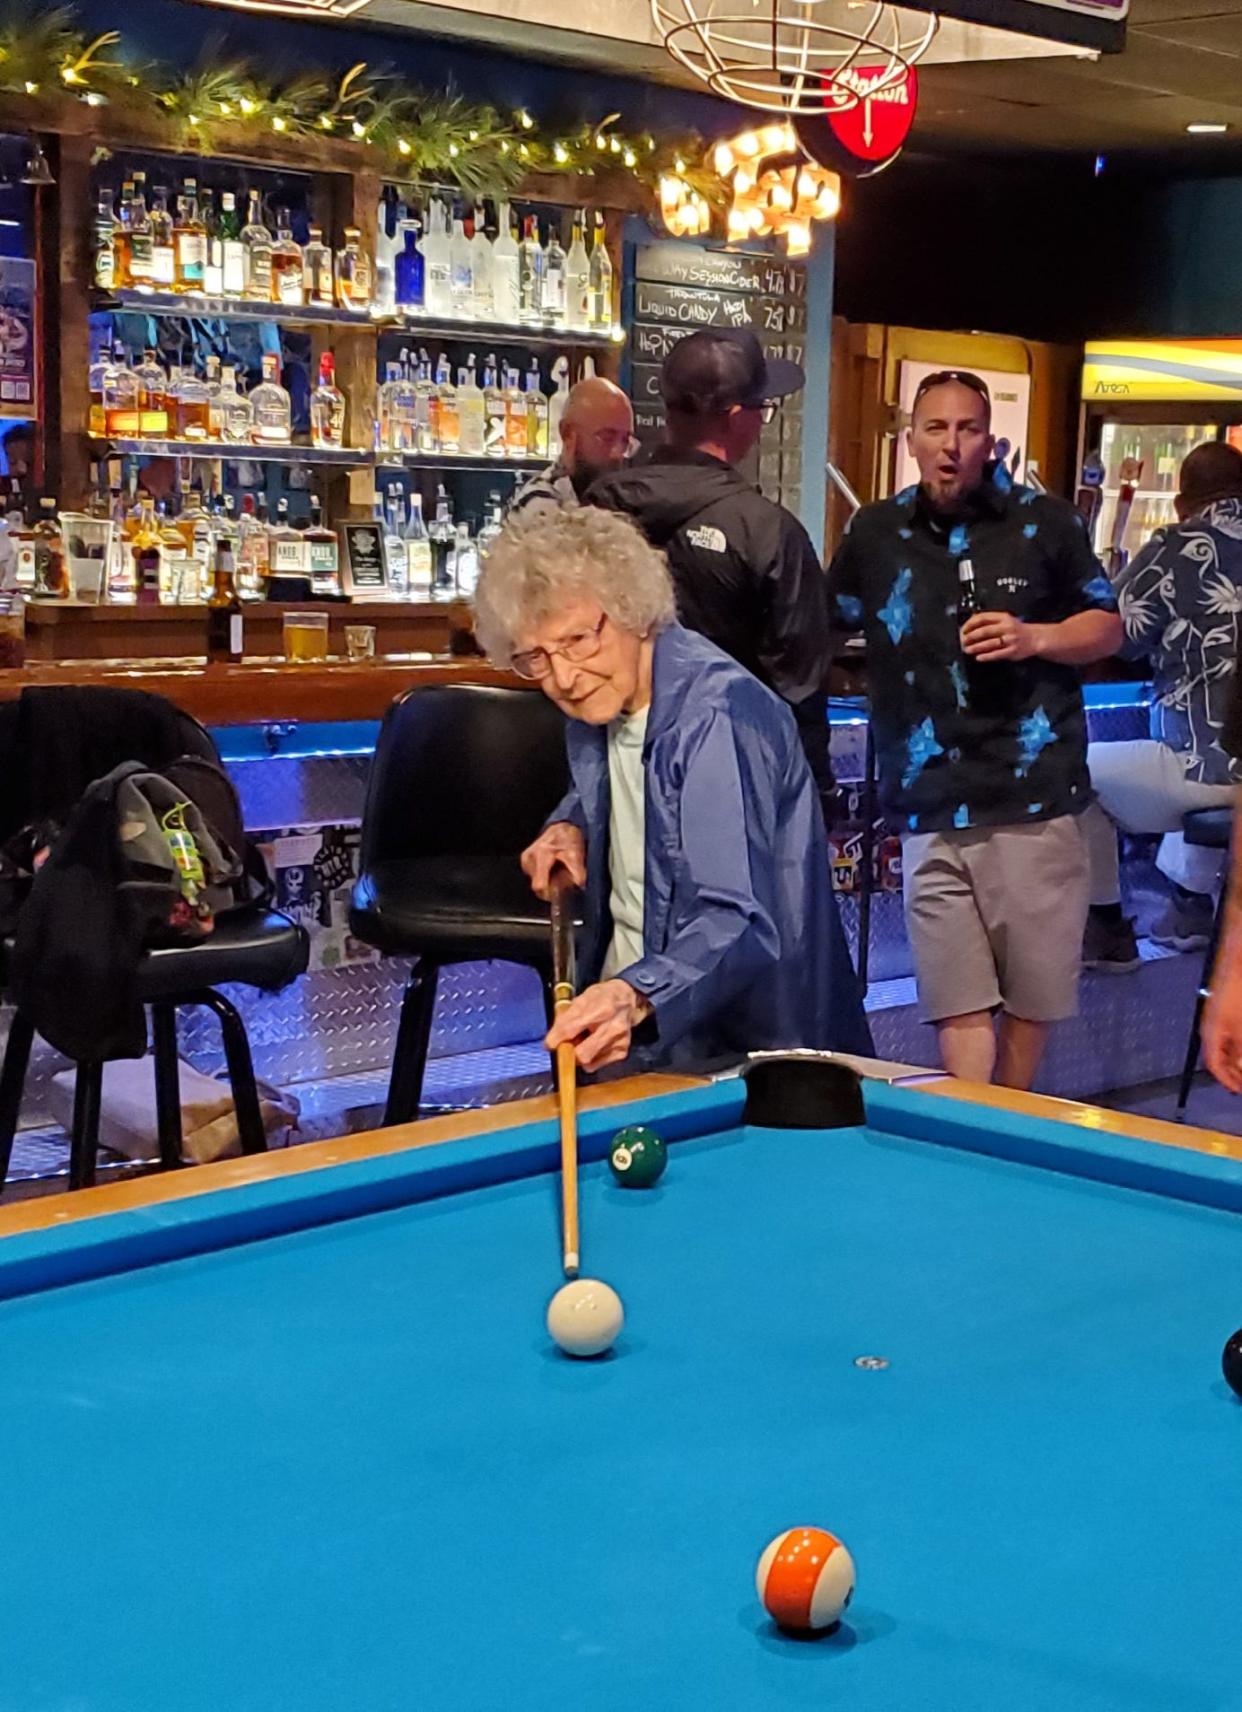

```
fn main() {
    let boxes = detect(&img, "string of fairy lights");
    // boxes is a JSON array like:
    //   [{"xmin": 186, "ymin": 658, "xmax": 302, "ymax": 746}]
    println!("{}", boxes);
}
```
[{"xmin": 0, "ymin": 2, "xmax": 841, "ymax": 251}]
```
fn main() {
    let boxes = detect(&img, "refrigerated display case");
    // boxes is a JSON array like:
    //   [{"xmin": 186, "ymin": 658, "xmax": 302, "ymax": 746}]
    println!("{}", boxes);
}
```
[{"xmin": 1080, "ymin": 338, "xmax": 1242, "ymax": 569}]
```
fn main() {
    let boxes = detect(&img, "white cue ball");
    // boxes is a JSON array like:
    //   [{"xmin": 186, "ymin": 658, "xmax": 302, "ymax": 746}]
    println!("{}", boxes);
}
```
[{"xmin": 546, "ymin": 1278, "xmax": 624, "ymax": 1358}]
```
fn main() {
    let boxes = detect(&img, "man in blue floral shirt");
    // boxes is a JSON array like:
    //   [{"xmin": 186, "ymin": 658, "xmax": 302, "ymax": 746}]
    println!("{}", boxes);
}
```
[
  {"xmin": 1082, "ymin": 442, "xmax": 1242, "ymax": 962},
  {"xmin": 829, "ymin": 371, "xmax": 1122, "ymax": 1088}
]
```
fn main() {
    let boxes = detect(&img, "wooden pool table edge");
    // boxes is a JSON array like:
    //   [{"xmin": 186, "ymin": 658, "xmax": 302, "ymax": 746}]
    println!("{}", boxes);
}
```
[{"xmin": 0, "ymin": 1072, "xmax": 707, "ymax": 1239}]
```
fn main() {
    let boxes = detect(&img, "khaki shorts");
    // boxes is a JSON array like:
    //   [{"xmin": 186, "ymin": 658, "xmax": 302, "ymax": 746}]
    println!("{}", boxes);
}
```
[{"xmin": 902, "ymin": 814, "xmax": 1089, "ymax": 1024}]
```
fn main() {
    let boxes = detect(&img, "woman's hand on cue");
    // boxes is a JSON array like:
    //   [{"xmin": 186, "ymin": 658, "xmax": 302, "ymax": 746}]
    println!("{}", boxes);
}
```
[
  {"xmin": 546, "ymin": 980, "xmax": 651, "ymax": 1072},
  {"xmin": 521, "ymin": 821, "xmax": 587, "ymax": 900}
]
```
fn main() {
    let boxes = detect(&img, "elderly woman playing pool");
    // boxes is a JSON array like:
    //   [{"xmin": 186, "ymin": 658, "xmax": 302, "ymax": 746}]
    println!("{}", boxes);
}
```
[{"xmin": 474, "ymin": 506, "xmax": 871, "ymax": 1073}]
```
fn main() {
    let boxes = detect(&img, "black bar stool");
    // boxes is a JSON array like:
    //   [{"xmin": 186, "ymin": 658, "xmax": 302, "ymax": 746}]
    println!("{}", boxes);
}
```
[
  {"xmin": 1174, "ymin": 805, "xmax": 1233, "ymax": 1121},
  {"xmin": 0, "ymin": 686, "xmax": 309, "ymax": 1193},
  {"xmin": 350, "ymin": 683, "xmax": 572, "ymax": 1126}
]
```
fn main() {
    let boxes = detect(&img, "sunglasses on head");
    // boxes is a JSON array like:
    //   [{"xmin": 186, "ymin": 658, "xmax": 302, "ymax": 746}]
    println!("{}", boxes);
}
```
[{"xmin": 913, "ymin": 369, "xmax": 991, "ymax": 409}]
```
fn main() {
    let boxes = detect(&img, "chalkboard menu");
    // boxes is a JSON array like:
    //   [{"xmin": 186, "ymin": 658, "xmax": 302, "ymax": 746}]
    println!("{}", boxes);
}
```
[{"xmin": 627, "ymin": 240, "xmax": 807, "ymax": 512}]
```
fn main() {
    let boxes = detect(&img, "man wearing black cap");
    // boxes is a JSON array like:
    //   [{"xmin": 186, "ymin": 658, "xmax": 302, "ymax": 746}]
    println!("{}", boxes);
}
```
[
  {"xmin": 828, "ymin": 370, "xmax": 1122, "ymax": 1089},
  {"xmin": 587, "ymin": 327, "xmax": 834, "ymax": 800}
]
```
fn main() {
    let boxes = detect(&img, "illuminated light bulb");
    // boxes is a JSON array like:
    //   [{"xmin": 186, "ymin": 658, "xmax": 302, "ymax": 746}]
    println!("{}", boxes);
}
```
[
  {"xmin": 468, "ymin": 130, "xmax": 479, "ymax": 141},
  {"xmin": 188, "ymin": 113, "xmax": 200, "ymax": 125},
  {"xmin": 734, "ymin": 168, "xmax": 753, "ymax": 195},
  {"xmin": 816, "ymin": 186, "xmax": 841, "ymax": 218},
  {"xmin": 520, "ymin": 143, "xmax": 529, "ymax": 156},
  {"xmin": 763, "ymin": 124, "xmax": 788, "ymax": 152},
  {"xmin": 272, "ymin": 115, "xmax": 287, "ymax": 132},
  {"xmin": 737, "ymin": 131, "xmax": 760, "ymax": 157},
  {"xmin": 501, "ymin": 140, "xmax": 510, "ymax": 153},
  {"xmin": 610, "ymin": 136, "xmax": 621, "ymax": 153},
  {"xmin": 321, "ymin": 116, "xmax": 333, "ymax": 129},
  {"xmin": 240, "ymin": 97, "xmax": 257, "ymax": 115},
  {"xmin": 715, "ymin": 142, "xmax": 735, "ymax": 175},
  {"xmin": 61, "ymin": 66, "xmax": 80, "ymax": 85},
  {"xmin": 352, "ymin": 120, "xmax": 365, "ymax": 136},
  {"xmin": 554, "ymin": 144, "xmax": 568, "ymax": 163},
  {"xmin": 449, "ymin": 142, "xmax": 460, "ymax": 156},
  {"xmin": 24, "ymin": 80, "xmax": 38, "ymax": 95},
  {"xmin": 771, "ymin": 183, "xmax": 793, "ymax": 211},
  {"xmin": 675, "ymin": 156, "xmax": 686, "ymax": 173},
  {"xmin": 398, "ymin": 138, "xmax": 411, "ymax": 154},
  {"xmin": 518, "ymin": 110, "xmax": 534, "ymax": 129},
  {"xmin": 218, "ymin": 101, "xmax": 231, "ymax": 115},
  {"xmin": 797, "ymin": 170, "xmax": 816, "ymax": 201},
  {"xmin": 596, "ymin": 135, "xmax": 607, "ymax": 150},
  {"xmin": 728, "ymin": 209, "xmax": 749, "ymax": 239},
  {"xmin": 624, "ymin": 149, "xmax": 636, "ymax": 167},
  {"xmin": 786, "ymin": 223, "xmax": 812, "ymax": 255},
  {"xmin": 747, "ymin": 206, "xmax": 765, "ymax": 231}
]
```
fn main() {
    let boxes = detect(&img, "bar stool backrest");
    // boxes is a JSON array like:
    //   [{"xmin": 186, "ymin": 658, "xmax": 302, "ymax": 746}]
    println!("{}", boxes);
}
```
[{"xmin": 360, "ymin": 684, "xmax": 569, "ymax": 867}]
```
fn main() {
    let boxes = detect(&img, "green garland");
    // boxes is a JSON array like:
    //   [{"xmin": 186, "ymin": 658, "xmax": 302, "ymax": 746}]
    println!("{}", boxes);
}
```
[{"xmin": 0, "ymin": 2, "xmax": 721, "ymax": 208}]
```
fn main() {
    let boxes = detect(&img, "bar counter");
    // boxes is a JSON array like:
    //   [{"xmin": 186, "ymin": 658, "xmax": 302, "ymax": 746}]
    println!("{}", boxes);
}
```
[
  {"xmin": 0, "ymin": 654, "xmax": 515, "ymax": 724},
  {"xmin": 21, "ymin": 600, "xmax": 462, "ymax": 663}
]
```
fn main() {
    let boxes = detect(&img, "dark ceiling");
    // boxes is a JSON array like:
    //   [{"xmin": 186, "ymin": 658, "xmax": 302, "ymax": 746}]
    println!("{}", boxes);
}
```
[{"xmin": 916, "ymin": 0, "xmax": 1242, "ymax": 156}]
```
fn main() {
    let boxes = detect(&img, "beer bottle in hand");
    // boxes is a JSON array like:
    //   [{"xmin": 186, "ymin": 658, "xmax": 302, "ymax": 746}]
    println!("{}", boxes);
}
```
[
  {"xmin": 958, "ymin": 556, "xmax": 980, "ymax": 626},
  {"xmin": 206, "ymin": 541, "xmax": 243, "ymax": 663}
]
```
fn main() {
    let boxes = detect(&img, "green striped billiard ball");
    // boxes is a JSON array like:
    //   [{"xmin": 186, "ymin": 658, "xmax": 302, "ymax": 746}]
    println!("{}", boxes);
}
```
[{"xmin": 609, "ymin": 1126, "xmax": 667, "ymax": 1188}]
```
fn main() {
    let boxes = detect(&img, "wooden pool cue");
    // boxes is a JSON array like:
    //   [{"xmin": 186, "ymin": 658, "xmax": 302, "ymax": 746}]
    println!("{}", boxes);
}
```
[{"xmin": 549, "ymin": 868, "xmax": 580, "ymax": 1278}]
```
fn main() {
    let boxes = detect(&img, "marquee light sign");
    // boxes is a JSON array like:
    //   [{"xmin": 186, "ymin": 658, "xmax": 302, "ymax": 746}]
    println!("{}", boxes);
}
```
[{"xmin": 197, "ymin": 0, "xmax": 374, "ymax": 16}]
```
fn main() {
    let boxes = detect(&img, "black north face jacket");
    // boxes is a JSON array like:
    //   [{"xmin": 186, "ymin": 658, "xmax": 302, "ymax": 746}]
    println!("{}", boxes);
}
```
[{"xmin": 588, "ymin": 448, "xmax": 834, "ymax": 795}]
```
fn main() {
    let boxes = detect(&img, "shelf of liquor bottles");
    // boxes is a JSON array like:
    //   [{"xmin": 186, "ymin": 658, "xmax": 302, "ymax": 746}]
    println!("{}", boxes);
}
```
[
  {"xmin": 97, "ymin": 289, "xmax": 375, "ymax": 331},
  {"xmin": 90, "ymin": 437, "xmax": 372, "ymax": 468}
]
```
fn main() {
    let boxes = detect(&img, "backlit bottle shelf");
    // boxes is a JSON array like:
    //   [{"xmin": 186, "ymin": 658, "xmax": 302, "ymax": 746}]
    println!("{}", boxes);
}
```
[
  {"xmin": 374, "ymin": 310, "xmax": 623, "ymax": 350},
  {"xmin": 376, "ymin": 450, "xmax": 544, "ymax": 474},
  {"xmin": 95, "ymin": 289, "xmax": 373, "ymax": 330},
  {"xmin": 89, "ymin": 435, "xmax": 371, "ymax": 467}
]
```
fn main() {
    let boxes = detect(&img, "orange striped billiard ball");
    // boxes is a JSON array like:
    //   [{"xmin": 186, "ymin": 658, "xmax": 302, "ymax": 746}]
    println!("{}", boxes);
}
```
[{"xmin": 756, "ymin": 1526, "xmax": 856, "ymax": 1633}]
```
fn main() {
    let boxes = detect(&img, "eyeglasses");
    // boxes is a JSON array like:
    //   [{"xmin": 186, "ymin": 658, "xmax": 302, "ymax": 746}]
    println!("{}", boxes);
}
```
[
  {"xmin": 583, "ymin": 428, "xmax": 641, "ymax": 459},
  {"xmin": 736, "ymin": 399, "xmax": 779, "ymax": 424},
  {"xmin": 511, "ymin": 612, "xmax": 608, "ymax": 681},
  {"xmin": 912, "ymin": 369, "xmax": 991, "ymax": 410}
]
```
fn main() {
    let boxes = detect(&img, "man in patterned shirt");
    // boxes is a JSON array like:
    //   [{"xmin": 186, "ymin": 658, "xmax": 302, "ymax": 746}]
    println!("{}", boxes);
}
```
[
  {"xmin": 829, "ymin": 371, "xmax": 1122, "ymax": 1088},
  {"xmin": 1082, "ymin": 441, "xmax": 1242, "ymax": 964}
]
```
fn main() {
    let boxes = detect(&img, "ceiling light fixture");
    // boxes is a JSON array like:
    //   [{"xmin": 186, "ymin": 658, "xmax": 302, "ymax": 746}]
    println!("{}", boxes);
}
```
[{"xmin": 1186, "ymin": 121, "xmax": 1229, "ymax": 134}]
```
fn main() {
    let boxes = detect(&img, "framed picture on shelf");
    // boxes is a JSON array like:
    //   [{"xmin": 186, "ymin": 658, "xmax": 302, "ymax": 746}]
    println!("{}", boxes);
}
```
[{"xmin": 341, "ymin": 522, "xmax": 391, "ymax": 598}]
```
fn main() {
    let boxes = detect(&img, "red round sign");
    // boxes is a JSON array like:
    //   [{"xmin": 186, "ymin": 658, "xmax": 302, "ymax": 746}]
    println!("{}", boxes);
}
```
[{"xmin": 828, "ymin": 64, "xmax": 918, "ymax": 163}]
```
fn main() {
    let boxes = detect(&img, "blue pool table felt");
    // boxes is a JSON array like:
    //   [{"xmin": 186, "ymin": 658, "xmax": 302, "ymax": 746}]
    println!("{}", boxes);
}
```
[{"xmin": 1, "ymin": 1078, "xmax": 1240, "ymax": 1712}]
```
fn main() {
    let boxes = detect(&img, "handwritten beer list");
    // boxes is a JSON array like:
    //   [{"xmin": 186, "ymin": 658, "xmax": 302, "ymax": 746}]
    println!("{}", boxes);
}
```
[{"xmin": 628, "ymin": 242, "xmax": 807, "ymax": 509}]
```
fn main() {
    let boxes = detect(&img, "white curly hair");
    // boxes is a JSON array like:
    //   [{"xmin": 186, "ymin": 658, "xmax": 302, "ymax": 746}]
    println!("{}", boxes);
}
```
[{"xmin": 473, "ymin": 504, "xmax": 677, "ymax": 666}]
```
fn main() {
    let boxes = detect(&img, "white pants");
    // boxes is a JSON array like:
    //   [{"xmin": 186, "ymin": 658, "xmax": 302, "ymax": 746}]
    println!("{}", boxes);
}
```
[{"xmin": 1082, "ymin": 739, "xmax": 1233, "ymax": 904}]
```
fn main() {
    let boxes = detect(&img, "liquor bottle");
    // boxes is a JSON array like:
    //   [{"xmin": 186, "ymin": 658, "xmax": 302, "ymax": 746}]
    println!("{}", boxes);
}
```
[
  {"xmin": 335, "ymin": 226, "xmax": 372, "ymax": 311},
  {"xmin": 269, "ymin": 495, "xmax": 306, "ymax": 577},
  {"xmin": 543, "ymin": 219, "xmax": 567, "ymax": 328},
  {"xmin": 450, "ymin": 522, "xmax": 479, "ymax": 596},
  {"xmin": 103, "ymin": 345, "xmax": 142, "ymax": 438},
  {"xmin": 395, "ymin": 224, "xmax": 424, "ymax": 313},
  {"xmin": 173, "ymin": 366, "xmax": 211, "ymax": 442},
  {"xmin": 404, "ymin": 490, "xmax": 433, "ymax": 593},
  {"xmin": 156, "ymin": 498, "xmax": 195, "ymax": 603},
  {"xmin": 127, "ymin": 495, "xmax": 164, "ymax": 604},
  {"xmin": 250, "ymin": 352, "xmax": 292, "ymax": 445},
  {"xmin": 588, "ymin": 212, "xmax": 613, "ymax": 330},
  {"xmin": 519, "ymin": 217, "xmax": 545, "ymax": 326},
  {"xmin": 470, "ymin": 207, "xmax": 493, "ymax": 322},
  {"xmin": 302, "ymin": 224, "xmax": 334, "ymax": 308},
  {"xmin": 31, "ymin": 498, "xmax": 67, "ymax": 599},
  {"xmin": 419, "ymin": 201, "xmax": 449, "ymax": 318},
  {"xmin": 113, "ymin": 178, "xmax": 136, "ymax": 288},
  {"xmin": 458, "ymin": 355, "xmax": 486, "ymax": 457},
  {"xmin": 384, "ymin": 485, "xmax": 409, "ymax": 595},
  {"xmin": 241, "ymin": 191, "xmax": 274, "ymax": 301},
  {"xmin": 218, "ymin": 192, "xmax": 246, "ymax": 297},
  {"xmin": 477, "ymin": 491, "xmax": 504, "ymax": 563},
  {"xmin": 218, "ymin": 490, "xmax": 243, "ymax": 561},
  {"xmin": 524, "ymin": 359, "xmax": 549, "ymax": 460},
  {"xmin": 149, "ymin": 187, "xmax": 176, "ymax": 290},
  {"xmin": 271, "ymin": 212, "xmax": 305, "ymax": 307},
  {"xmin": 413, "ymin": 354, "xmax": 437, "ymax": 454},
  {"xmin": 216, "ymin": 364, "xmax": 253, "ymax": 444},
  {"xmin": 305, "ymin": 497, "xmax": 341, "ymax": 596},
  {"xmin": 429, "ymin": 485, "xmax": 455, "ymax": 589},
  {"xmin": 503, "ymin": 364, "xmax": 528, "ymax": 459},
  {"xmin": 237, "ymin": 493, "xmax": 269, "ymax": 596},
  {"xmin": 449, "ymin": 217, "xmax": 474, "ymax": 320},
  {"xmin": 206, "ymin": 541, "xmax": 244, "ymax": 662},
  {"xmin": 106, "ymin": 477, "xmax": 137, "ymax": 603},
  {"xmin": 548, "ymin": 355, "xmax": 571, "ymax": 458},
  {"xmin": 374, "ymin": 192, "xmax": 399, "ymax": 317},
  {"xmin": 93, "ymin": 186, "xmax": 118, "ymax": 291},
  {"xmin": 178, "ymin": 482, "xmax": 216, "ymax": 599},
  {"xmin": 127, "ymin": 172, "xmax": 155, "ymax": 289},
  {"xmin": 135, "ymin": 349, "xmax": 170, "ymax": 439},
  {"xmin": 203, "ymin": 353, "xmax": 223, "ymax": 440},
  {"xmin": 566, "ymin": 213, "xmax": 591, "ymax": 332},
  {"xmin": 174, "ymin": 178, "xmax": 207, "ymax": 292},
  {"xmin": 311, "ymin": 352, "xmax": 347, "ymax": 450},
  {"xmin": 89, "ymin": 342, "xmax": 117, "ymax": 437},
  {"xmin": 435, "ymin": 352, "xmax": 459, "ymax": 454},
  {"xmin": 483, "ymin": 355, "xmax": 507, "ymax": 460},
  {"xmin": 491, "ymin": 204, "xmax": 520, "ymax": 325},
  {"xmin": 202, "ymin": 191, "xmax": 225, "ymax": 296}
]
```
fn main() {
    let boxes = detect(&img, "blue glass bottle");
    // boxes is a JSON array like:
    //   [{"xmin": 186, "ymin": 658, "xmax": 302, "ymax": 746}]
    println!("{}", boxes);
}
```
[{"xmin": 395, "ymin": 225, "xmax": 424, "ymax": 312}]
